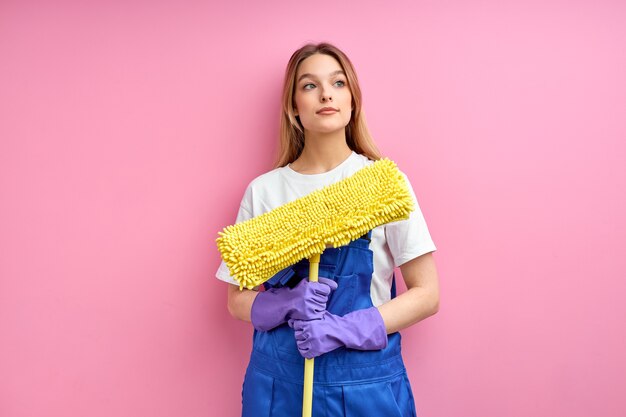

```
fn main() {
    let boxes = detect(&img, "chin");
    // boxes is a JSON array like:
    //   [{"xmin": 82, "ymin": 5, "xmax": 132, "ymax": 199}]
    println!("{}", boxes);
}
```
[{"xmin": 310, "ymin": 122, "xmax": 350, "ymax": 132}]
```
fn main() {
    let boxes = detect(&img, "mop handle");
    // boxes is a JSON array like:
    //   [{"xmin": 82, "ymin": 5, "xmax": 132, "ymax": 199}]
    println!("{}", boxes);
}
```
[{"xmin": 302, "ymin": 253, "xmax": 320, "ymax": 417}]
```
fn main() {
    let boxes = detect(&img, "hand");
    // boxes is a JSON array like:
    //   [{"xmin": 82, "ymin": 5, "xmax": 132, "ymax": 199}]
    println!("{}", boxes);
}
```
[
  {"xmin": 288, "ymin": 307, "xmax": 388, "ymax": 359},
  {"xmin": 250, "ymin": 277, "xmax": 337, "ymax": 332}
]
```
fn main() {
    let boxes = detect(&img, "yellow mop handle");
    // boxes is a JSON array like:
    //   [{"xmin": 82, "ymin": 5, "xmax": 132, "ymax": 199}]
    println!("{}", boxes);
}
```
[{"xmin": 302, "ymin": 252, "xmax": 320, "ymax": 417}]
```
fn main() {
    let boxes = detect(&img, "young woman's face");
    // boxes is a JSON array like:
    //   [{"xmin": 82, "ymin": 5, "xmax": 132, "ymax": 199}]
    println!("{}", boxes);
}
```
[{"xmin": 293, "ymin": 53, "xmax": 353, "ymax": 136}]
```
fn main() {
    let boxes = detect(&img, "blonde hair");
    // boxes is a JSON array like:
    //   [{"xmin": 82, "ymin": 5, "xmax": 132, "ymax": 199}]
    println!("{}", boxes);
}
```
[{"xmin": 275, "ymin": 42, "xmax": 382, "ymax": 168}]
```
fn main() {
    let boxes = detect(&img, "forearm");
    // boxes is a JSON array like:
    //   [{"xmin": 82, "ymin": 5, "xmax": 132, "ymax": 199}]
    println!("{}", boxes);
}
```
[
  {"xmin": 376, "ymin": 252, "xmax": 440, "ymax": 334},
  {"xmin": 227, "ymin": 284, "xmax": 258, "ymax": 322},
  {"xmin": 377, "ymin": 285, "xmax": 439, "ymax": 334}
]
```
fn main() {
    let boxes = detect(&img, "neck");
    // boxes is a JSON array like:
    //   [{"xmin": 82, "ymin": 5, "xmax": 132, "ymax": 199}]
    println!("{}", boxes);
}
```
[{"xmin": 292, "ymin": 129, "xmax": 353, "ymax": 174}]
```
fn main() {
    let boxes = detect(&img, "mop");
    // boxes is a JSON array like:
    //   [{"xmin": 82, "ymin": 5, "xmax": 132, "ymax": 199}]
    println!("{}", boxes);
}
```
[{"xmin": 216, "ymin": 157, "xmax": 414, "ymax": 417}]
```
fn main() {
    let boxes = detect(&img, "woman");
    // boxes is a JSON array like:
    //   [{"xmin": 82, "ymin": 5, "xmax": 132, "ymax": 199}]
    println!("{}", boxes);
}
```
[{"xmin": 216, "ymin": 42, "xmax": 440, "ymax": 417}]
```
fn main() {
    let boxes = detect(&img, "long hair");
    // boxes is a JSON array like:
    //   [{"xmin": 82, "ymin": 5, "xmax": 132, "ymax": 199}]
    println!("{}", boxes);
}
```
[{"xmin": 275, "ymin": 42, "xmax": 382, "ymax": 168}]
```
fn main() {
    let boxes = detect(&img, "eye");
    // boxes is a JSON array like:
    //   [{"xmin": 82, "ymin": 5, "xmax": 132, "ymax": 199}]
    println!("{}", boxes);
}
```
[
  {"xmin": 334, "ymin": 80, "xmax": 346, "ymax": 87},
  {"xmin": 303, "ymin": 83, "xmax": 315, "ymax": 90}
]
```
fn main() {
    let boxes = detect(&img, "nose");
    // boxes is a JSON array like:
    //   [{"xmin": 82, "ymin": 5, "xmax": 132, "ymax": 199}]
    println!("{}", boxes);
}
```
[{"xmin": 320, "ymin": 85, "xmax": 332, "ymax": 102}]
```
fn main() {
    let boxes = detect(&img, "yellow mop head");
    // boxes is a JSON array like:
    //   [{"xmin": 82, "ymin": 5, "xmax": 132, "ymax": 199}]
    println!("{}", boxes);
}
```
[{"xmin": 216, "ymin": 158, "xmax": 414, "ymax": 290}]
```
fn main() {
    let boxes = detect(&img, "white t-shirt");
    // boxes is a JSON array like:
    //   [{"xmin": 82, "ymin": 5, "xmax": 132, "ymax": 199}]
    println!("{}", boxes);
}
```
[{"xmin": 215, "ymin": 151, "xmax": 437, "ymax": 307}]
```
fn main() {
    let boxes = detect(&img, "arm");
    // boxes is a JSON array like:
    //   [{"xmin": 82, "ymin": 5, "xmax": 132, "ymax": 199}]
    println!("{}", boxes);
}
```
[
  {"xmin": 290, "ymin": 251, "xmax": 440, "ymax": 358},
  {"xmin": 377, "ymin": 251, "xmax": 440, "ymax": 334},
  {"xmin": 227, "ymin": 284, "xmax": 258, "ymax": 323}
]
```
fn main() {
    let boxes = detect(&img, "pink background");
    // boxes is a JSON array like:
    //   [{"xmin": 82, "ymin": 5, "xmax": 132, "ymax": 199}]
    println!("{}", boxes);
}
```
[{"xmin": 1, "ymin": 1, "xmax": 625, "ymax": 416}]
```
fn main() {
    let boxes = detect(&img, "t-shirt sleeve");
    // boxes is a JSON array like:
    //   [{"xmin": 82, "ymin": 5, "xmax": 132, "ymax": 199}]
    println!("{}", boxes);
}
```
[
  {"xmin": 215, "ymin": 187, "xmax": 254, "ymax": 286},
  {"xmin": 384, "ymin": 173, "xmax": 437, "ymax": 267}
]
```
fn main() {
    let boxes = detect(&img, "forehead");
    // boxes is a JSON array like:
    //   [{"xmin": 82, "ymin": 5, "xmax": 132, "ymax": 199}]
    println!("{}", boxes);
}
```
[{"xmin": 296, "ymin": 53, "xmax": 344, "ymax": 78}]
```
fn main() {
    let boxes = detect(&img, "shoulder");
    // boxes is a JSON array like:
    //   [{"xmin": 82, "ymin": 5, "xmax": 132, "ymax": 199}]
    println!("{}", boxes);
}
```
[
  {"xmin": 246, "ymin": 166, "xmax": 285, "ymax": 192},
  {"xmin": 240, "ymin": 167, "xmax": 285, "ymax": 205},
  {"xmin": 239, "ymin": 166, "xmax": 291, "ymax": 216},
  {"xmin": 339, "ymin": 152, "xmax": 375, "ymax": 177},
  {"xmin": 353, "ymin": 152, "xmax": 376, "ymax": 167}
]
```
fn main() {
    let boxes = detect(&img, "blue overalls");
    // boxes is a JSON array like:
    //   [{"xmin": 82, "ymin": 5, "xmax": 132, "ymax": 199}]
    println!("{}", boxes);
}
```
[{"xmin": 241, "ymin": 231, "xmax": 418, "ymax": 417}]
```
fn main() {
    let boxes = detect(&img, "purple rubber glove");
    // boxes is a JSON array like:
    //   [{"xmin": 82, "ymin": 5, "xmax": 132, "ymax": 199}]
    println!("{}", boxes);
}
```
[
  {"xmin": 250, "ymin": 277, "xmax": 338, "ymax": 332},
  {"xmin": 289, "ymin": 307, "xmax": 388, "ymax": 359}
]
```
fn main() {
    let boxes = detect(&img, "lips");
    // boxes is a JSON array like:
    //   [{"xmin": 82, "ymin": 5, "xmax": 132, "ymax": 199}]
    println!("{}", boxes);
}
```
[{"xmin": 316, "ymin": 107, "xmax": 339, "ymax": 114}]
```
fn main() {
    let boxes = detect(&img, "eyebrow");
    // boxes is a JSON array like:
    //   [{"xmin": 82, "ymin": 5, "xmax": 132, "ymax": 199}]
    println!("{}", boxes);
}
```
[{"xmin": 297, "ymin": 70, "xmax": 346, "ymax": 83}]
